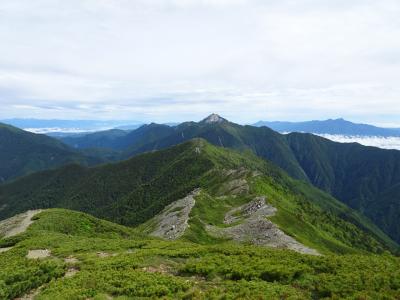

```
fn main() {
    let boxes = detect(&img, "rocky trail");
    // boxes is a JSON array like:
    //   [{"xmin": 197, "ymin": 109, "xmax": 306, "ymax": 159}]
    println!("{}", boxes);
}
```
[
  {"xmin": 150, "ymin": 189, "xmax": 200, "ymax": 240},
  {"xmin": 0, "ymin": 210, "xmax": 43, "ymax": 253},
  {"xmin": 0, "ymin": 210, "xmax": 42, "ymax": 238}
]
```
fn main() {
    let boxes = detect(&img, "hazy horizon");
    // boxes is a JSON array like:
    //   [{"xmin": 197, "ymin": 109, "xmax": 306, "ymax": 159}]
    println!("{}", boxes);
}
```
[{"xmin": 2, "ymin": 115, "xmax": 400, "ymax": 128}]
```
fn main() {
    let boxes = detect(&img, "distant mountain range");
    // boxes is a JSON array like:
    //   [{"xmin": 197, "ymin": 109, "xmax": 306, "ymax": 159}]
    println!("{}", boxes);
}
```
[
  {"xmin": 0, "ymin": 118, "xmax": 143, "ymax": 134},
  {"xmin": 253, "ymin": 118, "xmax": 400, "ymax": 137},
  {"xmin": 1, "ymin": 114, "xmax": 400, "ymax": 246},
  {"xmin": 5, "ymin": 117, "xmax": 400, "ymax": 138},
  {"xmin": 99, "ymin": 115, "xmax": 400, "ymax": 246}
]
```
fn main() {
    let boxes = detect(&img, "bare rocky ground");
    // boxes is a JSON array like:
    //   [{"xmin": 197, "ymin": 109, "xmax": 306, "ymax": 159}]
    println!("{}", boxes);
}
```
[
  {"xmin": 0, "ymin": 209, "xmax": 43, "ymax": 253},
  {"xmin": 0, "ymin": 247, "xmax": 12, "ymax": 253},
  {"xmin": 150, "ymin": 189, "xmax": 201, "ymax": 240},
  {"xmin": 218, "ymin": 167, "xmax": 264, "ymax": 196},
  {"xmin": 26, "ymin": 249, "xmax": 51, "ymax": 259},
  {"xmin": 221, "ymin": 178, "xmax": 249, "ymax": 195},
  {"xmin": 142, "ymin": 264, "xmax": 172, "ymax": 274},
  {"xmin": 206, "ymin": 197, "xmax": 319, "ymax": 255},
  {"xmin": 14, "ymin": 287, "xmax": 42, "ymax": 300},
  {"xmin": 64, "ymin": 256, "xmax": 80, "ymax": 278},
  {"xmin": 0, "ymin": 210, "xmax": 42, "ymax": 238}
]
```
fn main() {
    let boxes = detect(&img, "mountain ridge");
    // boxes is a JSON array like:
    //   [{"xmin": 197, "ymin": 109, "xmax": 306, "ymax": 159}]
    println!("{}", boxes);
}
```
[
  {"xmin": 0, "ymin": 139, "xmax": 397, "ymax": 254},
  {"xmin": 2, "ymin": 115, "xmax": 400, "ymax": 246}
]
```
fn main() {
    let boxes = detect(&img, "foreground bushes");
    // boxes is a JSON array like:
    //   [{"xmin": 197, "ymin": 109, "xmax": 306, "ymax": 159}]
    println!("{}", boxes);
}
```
[{"xmin": 1, "ymin": 209, "xmax": 399, "ymax": 299}]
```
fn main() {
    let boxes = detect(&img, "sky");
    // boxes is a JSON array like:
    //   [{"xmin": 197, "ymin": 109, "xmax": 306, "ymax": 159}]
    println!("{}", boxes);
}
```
[{"xmin": 0, "ymin": 0, "xmax": 399, "ymax": 125}]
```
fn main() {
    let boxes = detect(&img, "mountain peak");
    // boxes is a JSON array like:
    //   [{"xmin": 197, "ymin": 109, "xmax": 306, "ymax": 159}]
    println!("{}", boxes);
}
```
[{"xmin": 200, "ymin": 114, "xmax": 227, "ymax": 124}]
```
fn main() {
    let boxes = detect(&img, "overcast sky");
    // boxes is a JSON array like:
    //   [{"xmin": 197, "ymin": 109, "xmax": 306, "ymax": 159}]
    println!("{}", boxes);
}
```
[{"xmin": 0, "ymin": 0, "xmax": 399, "ymax": 125}]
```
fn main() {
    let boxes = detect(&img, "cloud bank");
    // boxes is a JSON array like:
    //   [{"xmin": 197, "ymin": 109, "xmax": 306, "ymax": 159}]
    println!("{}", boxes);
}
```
[
  {"xmin": 316, "ymin": 134, "xmax": 400, "ymax": 150},
  {"xmin": 0, "ymin": 0, "xmax": 399, "ymax": 124}
]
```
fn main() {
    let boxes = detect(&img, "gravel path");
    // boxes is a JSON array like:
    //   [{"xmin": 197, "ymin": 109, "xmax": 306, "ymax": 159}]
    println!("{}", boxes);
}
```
[{"xmin": 0, "ymin": 210, "xmax": 42, "ymax": 238}]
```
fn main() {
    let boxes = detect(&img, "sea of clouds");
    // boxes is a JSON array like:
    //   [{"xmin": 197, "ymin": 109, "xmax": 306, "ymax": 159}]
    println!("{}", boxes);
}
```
[
  {"xmin": 25, "ymin": 128, "xmax": 400, "ymax": 151},
  {"xmin": 315, "ymin": 134, "xmax": 400, "ymax": 150},
  {"xmin": 24, "ymin": 127, "xmax": 111, "ymax": 134}
]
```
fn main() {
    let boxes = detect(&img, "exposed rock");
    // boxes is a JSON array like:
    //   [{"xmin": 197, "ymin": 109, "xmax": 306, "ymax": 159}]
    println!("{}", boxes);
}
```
[
  {"xmin": 64, "ymin": 267, "xmax": 79, "ymax": 278},
  {"xmin": 220, "ymin": 168, "xmax": 251, "ymax": 195},
  {"xmin": 63, "ymin": 256, "xmax": 80, "ymax": 277},
  {"xmin": 201, "ymin": 113, "xmax": 227, "ymax": 124},
  {"xmin": 150, "ymin": 189, "xmax": 200, "ymax": 240},
  {"xmin": 0, "ymin": 210, "xmax": 42, "ymax": 238},
  {"xmin": 252, "ymin": 170, "xmax": 262, "ymax": 177},
  {"xmin": 221, "ymin": 178, "xmax": 249, "ymax": 195},
  {"xmin": 14, "ymin": 287, "xmax": 42, "ymax": 300},
  {"xmin": 224, "ymin": 197, "xmax": 276, "ymax": 225},
  {"xmin": 142, "ymin": 264, "xmax": 172, "ymax": 274},
  {"xmin": 64, "ymin": 256, "xmax": 79, "ymax": 264},
  {"xmin": 27, "ymin": 249, "xmax": 51, "ymax": 259},
  {"xmin": 207, "ymin": 197, "xmax": 319, "ymax": 255},
  {"xmin": 96, "ymin": 252, "xmax": 117, "ymax": 258},
  {"xmin": 223, "ymin": 167, "xmax": 249, "ymax": 178},
  {"xmin": 0, "ymin": 247, "xmax": 12, "ymax": 253}
]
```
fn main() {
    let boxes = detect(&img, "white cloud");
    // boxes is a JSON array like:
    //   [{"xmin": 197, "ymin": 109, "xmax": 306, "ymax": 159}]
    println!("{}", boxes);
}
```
[
  {"xmin": 316, "ymin": 134, "xmax": 400, "ymax": 151},
  {"xmin": 0, "ymin": 0, "xmax": 399, "ymax": 124}
]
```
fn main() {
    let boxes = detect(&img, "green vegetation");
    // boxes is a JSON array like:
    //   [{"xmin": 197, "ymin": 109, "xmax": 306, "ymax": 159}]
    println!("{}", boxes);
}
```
[
  {"xmin": 1, "ymin": 139, "xmax": 396, "ymax": 254},
  {"xmin": 60, "ymin": 123, "xmax": 174, "ymax": 152},
  {"xmin": 58, "ymin": 115, "xmax": 400, "ymax": 245},
  {"xmin": 60, "ymin": 129, "xmax": 130, "ymax": 150},
  {"xmin": 0, "ymin": 209, "xmax": 399, "ymax": 299},
  {"xmin": 3, "ymin": 115, "xmax": 400, "ymax": 246},
  {"xmin": 2, "ymin": 117, "xmax": 400, "ymax": 299},
  {"xmin": 0, "ymin": 123, "xmax": 102, "ymax": 183},
  {"xmin": 0, "ymin": 140, "xmax": 213, "ymax": 226},
  {"xmin": 179, "ymin": 171, "xmax": 396, "ymax": 254},
  {"xmin": 250, "ymin": 176, "xmax": 395, "ymax": 254}
]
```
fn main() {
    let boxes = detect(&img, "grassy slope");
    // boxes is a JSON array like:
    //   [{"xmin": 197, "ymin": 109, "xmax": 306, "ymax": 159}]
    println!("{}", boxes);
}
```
[
  {"xmin": 286, "ymin": 132, "xmax": 400, "ymax": 243},
  {"xmin": 0, "ymin": 209, "xmax": 399, "ymax": 300}
]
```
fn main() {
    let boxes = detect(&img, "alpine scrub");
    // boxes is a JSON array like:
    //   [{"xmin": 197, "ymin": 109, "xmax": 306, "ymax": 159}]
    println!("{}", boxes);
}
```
[{"xmin": 0, "ymin": 209, "xmax": 399, "ymax": 299}]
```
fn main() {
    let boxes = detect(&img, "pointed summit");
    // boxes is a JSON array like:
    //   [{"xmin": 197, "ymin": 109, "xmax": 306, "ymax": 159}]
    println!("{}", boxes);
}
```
[{"xmin": 200, "ymin": 113, "xmax": 227, "ymax": 124}]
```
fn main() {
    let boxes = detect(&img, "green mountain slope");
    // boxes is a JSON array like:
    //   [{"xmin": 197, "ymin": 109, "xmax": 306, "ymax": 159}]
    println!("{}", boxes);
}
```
[
  {"xmin": 0, "ymin": 123, "xmax": 102, "ymax": 183},
  {"xmin": 60, "ymin": 123, "xmax": 174, "ymax": 151},
  {"xmin": 123, "ymin": 117, "xmax": 309, "ymax": 181},
  {"xmin": 0, "ymin": 139, "xmax": 397, "ymax": 254},
  {"xmin": 285, "ymin": 133, "xmax": 400, "ymax": 243},
  {"xmin": 52, "ymin": 115, "xmax": 400, "ymax": 245},
  {"xmin": 89, "ymin": 114, "xmax": 400, "ymax": 244},
  {"xmin": 60, "ymin": 129, "xmax": 129, "ymax": 149},
  {"xmin": 0, "ymin": 209, "xmax": 399, "ymax": 299}
]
